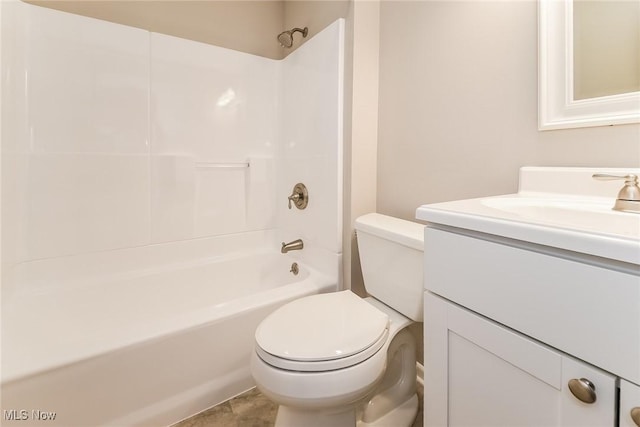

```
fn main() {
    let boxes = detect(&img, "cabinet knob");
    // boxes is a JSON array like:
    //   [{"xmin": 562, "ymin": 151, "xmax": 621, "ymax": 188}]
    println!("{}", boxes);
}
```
[
  {"xmin": 568, "ymin": 378, "xmax": 597, "ymax": 404},
  {"xmin": 631, "ymin": 407, "xmax": 640, "ymax": 427}
]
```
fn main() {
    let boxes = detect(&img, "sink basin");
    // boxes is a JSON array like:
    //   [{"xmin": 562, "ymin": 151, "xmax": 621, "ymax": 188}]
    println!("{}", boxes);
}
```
[
  {"xmin": 416, "ymin": 167, "xmax": 640, "ymax": 265},
  {"xmin": 480, "ymin": 196, "xmax": 640, "ymax": 240}
]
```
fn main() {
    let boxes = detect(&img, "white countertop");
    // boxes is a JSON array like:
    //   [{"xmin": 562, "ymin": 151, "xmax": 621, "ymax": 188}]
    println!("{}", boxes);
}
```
[{"xmin": 416, "ymin": 167, "xmax": 640, "ymax": 266}]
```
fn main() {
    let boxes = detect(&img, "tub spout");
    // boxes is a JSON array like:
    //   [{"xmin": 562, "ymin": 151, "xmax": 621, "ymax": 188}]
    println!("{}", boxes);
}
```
[{"xmin": 281, "ymin": 239, "xmax": 304, "ymax": 253}]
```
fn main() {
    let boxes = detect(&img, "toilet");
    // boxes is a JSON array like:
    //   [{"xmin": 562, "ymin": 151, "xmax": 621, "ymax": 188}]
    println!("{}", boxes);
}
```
[{"xmin": 250, "ymin": 213, "xmax": 424, "ymax": 427}]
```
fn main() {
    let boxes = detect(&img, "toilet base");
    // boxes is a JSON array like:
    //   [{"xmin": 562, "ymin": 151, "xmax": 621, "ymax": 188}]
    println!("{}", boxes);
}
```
[
  {"xmin": 253, "ymin": 298, "xmax": 418, "ymax": 427},
  {"xmin": 357, "ymin": 393, "xmax": 418, "ymax": 427},
  {"xmin": 276, "ymin": 405, "xmax": 356, "ymax": 427}
]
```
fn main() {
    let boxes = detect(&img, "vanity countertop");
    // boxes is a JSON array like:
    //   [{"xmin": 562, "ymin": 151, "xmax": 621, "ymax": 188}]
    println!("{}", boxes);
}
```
[{"xmin": 416, "ymin": 167, "xmax": 640, "ymax": 266}]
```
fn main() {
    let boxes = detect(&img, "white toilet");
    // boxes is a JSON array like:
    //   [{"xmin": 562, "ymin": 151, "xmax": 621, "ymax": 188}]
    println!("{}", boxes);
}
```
[{"xmin": 250, "ymin": 213, "xmax": 424, "ymax": 427}]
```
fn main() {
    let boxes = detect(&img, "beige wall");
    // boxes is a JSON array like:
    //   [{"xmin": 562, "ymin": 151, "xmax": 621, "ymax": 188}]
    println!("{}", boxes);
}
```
[
  {"xmin": 377, "ymin": 0, "xmax": 639, "ymax": 366},
  {"xmin": 26, "ymin": 0, "xmax": 285, "ymax": 59},
  {"xmin": 343, "ymin": 0, "xmax": 380, "ymax": 297},
  {"xmin": 377, "ymin": 0, "xmax": 640, "ymax": 221},
  {"xmin": 283, "ymin": 1, "xmax": 351, "ymax": 55}
]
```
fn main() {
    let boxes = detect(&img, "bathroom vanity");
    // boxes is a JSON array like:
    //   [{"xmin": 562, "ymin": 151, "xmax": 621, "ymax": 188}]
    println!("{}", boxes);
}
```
[{"xmin": 417, "ymin": 167, "xmax": 640, "ymax": 426}]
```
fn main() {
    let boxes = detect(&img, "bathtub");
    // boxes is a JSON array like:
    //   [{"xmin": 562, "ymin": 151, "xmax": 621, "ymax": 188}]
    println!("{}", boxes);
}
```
[{"xmin": 1, "ymin": 231, "xmax": 338, "ymax": 426}]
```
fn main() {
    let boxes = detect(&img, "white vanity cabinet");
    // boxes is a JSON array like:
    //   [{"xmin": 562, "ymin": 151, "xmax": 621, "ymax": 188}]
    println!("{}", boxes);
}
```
[
  {"xmin": 425, "ymin": 292, "xmax": 617, "ymax": 426},
  {"xmin": 417, "ymin": 167, "xmax": 640, "ymax": 427},
  {"xmin": 421, "ymin": 225, "xmax": 640, "ymax": 427}
]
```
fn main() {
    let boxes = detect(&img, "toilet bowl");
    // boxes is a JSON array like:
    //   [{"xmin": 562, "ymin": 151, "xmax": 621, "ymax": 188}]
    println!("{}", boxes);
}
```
[{"xmin": 251, "ymin": 213, "xmax": 424, "ymax": 427}]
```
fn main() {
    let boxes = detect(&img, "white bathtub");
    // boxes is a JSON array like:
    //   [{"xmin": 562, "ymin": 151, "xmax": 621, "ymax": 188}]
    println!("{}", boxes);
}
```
[{"xmin": 1, "ymin": 231, "xmax": 338, "ymax": 426}]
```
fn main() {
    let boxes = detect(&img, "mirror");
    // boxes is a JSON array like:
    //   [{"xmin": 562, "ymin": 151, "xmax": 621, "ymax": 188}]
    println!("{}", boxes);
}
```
[{"xmin": 539, "ymin": 0, "xmax": 640, "ymax": 130}]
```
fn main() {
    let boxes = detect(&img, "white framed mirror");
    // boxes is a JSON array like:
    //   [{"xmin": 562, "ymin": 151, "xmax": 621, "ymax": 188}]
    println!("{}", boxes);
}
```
[{"xmin": 539, "ymin": 0, "xmax": 640, "ymax": 130}]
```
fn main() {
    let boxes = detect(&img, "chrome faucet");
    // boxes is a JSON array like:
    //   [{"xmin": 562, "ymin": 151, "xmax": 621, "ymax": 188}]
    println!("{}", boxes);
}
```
[
  {"xmin": 593, "ymin": 173, "xmax": 640, "ymax": 213},
  {"xmin": 281, "ymin": 239, "xmax": 304, "ymax": 253}
]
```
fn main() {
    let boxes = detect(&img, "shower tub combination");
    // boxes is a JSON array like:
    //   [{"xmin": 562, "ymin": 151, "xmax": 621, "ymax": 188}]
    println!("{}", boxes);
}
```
[
  {"xmin": 2, "ymin": 231, "xmax": 337, "ymax": 426},
  {"xmin": 2, "ymin": 2, "xmax": 344, "ymax": 425}
]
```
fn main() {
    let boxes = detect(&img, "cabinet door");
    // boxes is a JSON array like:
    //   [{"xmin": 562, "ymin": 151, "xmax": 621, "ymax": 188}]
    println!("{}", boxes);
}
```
[
  {"xmin": 424, "ymin": 292, "xmax": 617, "ymax": 427},
  {"xmin": 621, "ymin": 380, "xmax": 640, "ymax": 427}
]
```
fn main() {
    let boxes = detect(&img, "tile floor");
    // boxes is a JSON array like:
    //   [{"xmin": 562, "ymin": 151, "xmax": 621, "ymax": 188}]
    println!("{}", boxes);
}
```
[{"xmin": 173, "ymin": 382, "xmax": 424, "ymax": 427}]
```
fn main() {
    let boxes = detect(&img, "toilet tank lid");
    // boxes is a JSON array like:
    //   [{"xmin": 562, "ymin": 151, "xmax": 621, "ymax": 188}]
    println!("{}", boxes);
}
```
[{"xmin": 355, "ymin": 213, "xmax": 424, "ymax": 251}]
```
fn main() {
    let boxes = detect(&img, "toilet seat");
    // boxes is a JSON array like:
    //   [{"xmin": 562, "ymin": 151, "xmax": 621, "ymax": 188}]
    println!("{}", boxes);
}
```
[
  {"xmin": 255, "ymin": 291, "xmax": 389, "ymax": 372},
  {"xmin": 256, "ymin": 329, "xmax": 388, "ymax": 371}
]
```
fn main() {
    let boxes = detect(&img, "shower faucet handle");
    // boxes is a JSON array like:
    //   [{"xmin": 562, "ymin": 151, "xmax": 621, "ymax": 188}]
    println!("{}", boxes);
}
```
[
  {"xmin": 288, "ymin": 193, "xmax": 300, "ymax": 209},
  {"xmin": 287, "ymin": 183, "xmax": 309, "ymax": 210}
]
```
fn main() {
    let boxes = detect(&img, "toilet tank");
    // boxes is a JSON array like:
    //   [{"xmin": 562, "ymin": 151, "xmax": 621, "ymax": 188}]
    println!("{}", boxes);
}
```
[{"xmin": 355, "ymin": 213, "xmax": 424, "ymax": 321}]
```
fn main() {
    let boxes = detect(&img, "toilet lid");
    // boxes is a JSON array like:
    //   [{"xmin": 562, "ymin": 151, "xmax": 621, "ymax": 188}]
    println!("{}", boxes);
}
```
[{"xmin": 255, "ymin": 291, "xmax": 389, "ymax": 368}]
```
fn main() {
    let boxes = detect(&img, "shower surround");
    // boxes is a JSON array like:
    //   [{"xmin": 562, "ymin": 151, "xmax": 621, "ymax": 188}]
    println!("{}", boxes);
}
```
[{"xmin": 1, "ymin": 2, "xmax": 344, "ymax": 426}]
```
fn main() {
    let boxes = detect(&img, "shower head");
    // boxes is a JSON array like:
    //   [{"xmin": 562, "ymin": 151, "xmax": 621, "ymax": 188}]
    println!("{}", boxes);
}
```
[{"xmin": 277, "ymin": 27, "xmax": 308, "ymax": 48}]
